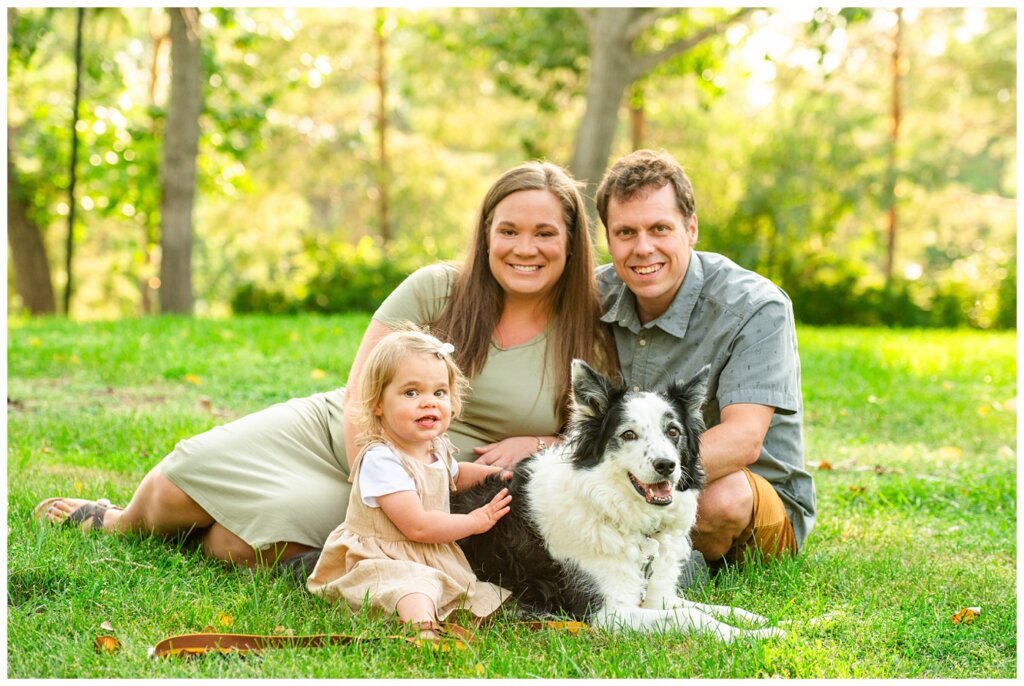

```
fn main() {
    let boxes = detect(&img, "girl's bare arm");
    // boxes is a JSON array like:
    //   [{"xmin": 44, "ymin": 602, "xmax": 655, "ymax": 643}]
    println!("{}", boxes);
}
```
[{"xmin": 377, "ymin": 488, "xmax": 511, "ymax": 544}]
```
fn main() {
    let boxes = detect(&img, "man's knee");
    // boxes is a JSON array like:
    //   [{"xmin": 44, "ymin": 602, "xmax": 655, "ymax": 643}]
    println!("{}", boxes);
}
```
[{"xmin": 696, "ymin": 470, "xmax": 754, "ymax": 536}]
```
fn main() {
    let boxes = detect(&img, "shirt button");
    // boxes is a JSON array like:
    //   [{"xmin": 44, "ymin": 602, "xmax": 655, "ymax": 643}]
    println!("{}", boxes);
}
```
[{"xmin": 638, "ymin": 339, "xmax": 647, "ymax": 347}]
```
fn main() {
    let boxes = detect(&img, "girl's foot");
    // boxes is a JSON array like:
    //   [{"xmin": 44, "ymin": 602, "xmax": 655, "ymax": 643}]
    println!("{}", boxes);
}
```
[{"xmin": 410, "ymin": 620, "xmax": 441, "ymax": 641}]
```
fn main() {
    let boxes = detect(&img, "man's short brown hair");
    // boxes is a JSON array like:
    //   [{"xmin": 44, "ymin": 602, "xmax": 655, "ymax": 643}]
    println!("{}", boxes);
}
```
[{"xmin": 596, "ymin": 149, "xmax": 696, "ymax": 229}]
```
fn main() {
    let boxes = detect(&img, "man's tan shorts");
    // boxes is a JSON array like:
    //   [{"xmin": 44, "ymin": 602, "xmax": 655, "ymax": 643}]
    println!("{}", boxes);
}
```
[{"xmin": 724, "ymin": 468, "xmax": 797, "ymax": 564}]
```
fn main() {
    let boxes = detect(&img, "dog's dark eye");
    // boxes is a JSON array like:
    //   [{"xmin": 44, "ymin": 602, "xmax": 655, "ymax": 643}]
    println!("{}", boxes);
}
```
[
  {"xmin": 666, "ymin": 427, "xmax": 680, "ymax": 438},
  {"xmin": 621, "ymin": 430, "xmax": 638, "ymax": 441}
]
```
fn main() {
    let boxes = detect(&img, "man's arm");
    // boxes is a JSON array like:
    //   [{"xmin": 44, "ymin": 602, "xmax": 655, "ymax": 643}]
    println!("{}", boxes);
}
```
[{"xmin": 698, "ymin": 402, "xmax": 775, "ymax": 482}]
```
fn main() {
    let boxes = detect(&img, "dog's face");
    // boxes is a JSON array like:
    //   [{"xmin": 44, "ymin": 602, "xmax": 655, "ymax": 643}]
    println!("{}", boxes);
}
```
[{"xmin": 568, "ymin": 360, "xmax": 708, "ymax": 507}]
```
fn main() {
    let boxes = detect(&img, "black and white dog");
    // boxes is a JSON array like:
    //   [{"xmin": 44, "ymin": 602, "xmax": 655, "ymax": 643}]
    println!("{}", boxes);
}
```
[{"xmin": 451, "ymin": 360, "xmax": 783, "ymax": 641}]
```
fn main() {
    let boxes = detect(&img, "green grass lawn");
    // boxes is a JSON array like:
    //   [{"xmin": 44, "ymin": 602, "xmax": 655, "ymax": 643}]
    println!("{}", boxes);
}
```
[{"xmin": 6, "ymin": 314, "xmax": 1017, "ymax": 678}]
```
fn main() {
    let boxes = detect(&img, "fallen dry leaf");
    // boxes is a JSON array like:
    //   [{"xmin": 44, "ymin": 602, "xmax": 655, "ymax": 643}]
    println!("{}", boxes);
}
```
[
  {"xmin": 100, "ymin": 620, "xmax": 115, "ymax": 632},
  {"xmin": 848, "ymin": 485, "xmax": 867, "ymax": 494},
  {"xmin": 817, "ymin": 460, "xmax": 833, "ymax": 471},
  {"xmin": 94, "ymin": 635, "xmax": 121, "ymax": 653},
  {"xmin": 951, "ymin": 607, "xmax": 981, "ymax": 625},
  {"xmin": 197, "ymin": 396, "xmax": 213, "ymax": 413},
  {"xmin": 202, "ymin": 625, "xmax": 216, "ymax": 633}
]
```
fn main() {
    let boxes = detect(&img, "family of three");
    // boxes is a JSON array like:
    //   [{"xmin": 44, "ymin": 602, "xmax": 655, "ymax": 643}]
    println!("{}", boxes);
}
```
[{"xmin": 35, "ymin": 149, "xmax": 816, "ymax": 638}]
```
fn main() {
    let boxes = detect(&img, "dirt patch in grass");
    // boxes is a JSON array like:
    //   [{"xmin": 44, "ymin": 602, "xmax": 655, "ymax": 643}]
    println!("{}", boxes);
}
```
[{"xmin": 8, "ymin": 378, "xmax": 187, "ymax": 412}]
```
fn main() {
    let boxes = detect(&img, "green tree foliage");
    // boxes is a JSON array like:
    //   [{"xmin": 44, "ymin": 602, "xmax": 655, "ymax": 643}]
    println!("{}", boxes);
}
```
[
  {"xmin": 7, "ymin": 8, "xmax": 280, "ymax": 317},
  {"xmin": 7, "ymin": 7, "xmax": 1015, "ymax": 327},
  {"xmin": 641, "ymin": 8, "xmax": 1015, "ymax": 328}
]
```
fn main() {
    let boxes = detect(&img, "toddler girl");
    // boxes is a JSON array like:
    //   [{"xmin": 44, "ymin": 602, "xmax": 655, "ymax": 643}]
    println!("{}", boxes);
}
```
[{"xmin": 307, "ymin": 328, "xmax": 512, "ymax": 639}]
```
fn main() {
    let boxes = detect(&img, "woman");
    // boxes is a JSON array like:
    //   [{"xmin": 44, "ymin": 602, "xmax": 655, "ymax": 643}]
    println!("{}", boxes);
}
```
[{"xmin": 33, "ymin": 161, "xmax": 617, "ymax": 568}]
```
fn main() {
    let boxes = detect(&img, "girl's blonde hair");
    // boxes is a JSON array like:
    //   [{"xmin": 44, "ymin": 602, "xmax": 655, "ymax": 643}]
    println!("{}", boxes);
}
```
[{"xmin": 353, "ymin": 323, "xmax": 469, "ymax": 447}]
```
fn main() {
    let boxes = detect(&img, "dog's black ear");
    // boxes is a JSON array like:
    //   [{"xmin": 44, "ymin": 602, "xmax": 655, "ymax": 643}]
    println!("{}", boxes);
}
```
[
  {"xmin": 668, "ymin": 365, "xmax": 710, "ymax": 424},
  {"xmin": 670, "ymin": 366, "xmax": 710, "ymax": 493},
  {"xmin": 570, "ymin": 359, "xmax": 617, "ymax": 418}
]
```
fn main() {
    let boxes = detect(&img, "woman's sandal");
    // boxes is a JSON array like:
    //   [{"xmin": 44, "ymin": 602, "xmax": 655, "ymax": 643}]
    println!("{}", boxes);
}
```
[{"xmin": 31, "ymin": 497, "xmax": 121, "ymax": 532}]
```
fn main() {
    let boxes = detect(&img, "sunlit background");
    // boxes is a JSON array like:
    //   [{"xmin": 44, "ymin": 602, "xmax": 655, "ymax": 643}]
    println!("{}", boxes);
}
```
[{"xmin": 7, "ymin": 7, "xmax": 1015, "ymax": 327}]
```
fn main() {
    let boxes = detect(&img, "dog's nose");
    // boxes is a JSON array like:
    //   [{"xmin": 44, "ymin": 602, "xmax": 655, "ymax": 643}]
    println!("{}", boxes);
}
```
[{"xmin": 652, "ymin": 458, "xmax": 676, "ymax": 477}]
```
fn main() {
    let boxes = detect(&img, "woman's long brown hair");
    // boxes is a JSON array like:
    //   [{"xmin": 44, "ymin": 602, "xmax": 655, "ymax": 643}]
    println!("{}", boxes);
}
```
[{"xmin": 431, "ymin": 161, "xmax": 618, "ymax": 427}]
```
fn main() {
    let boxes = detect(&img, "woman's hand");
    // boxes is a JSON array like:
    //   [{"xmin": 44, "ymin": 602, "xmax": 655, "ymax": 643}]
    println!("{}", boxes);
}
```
[
  {"xmin": 468, "ymin": 488, "xmax": 512, "ymax": 534},
  {"xmin": 472, "ymin": 436, "xmax": 545, "ymax": 469}
]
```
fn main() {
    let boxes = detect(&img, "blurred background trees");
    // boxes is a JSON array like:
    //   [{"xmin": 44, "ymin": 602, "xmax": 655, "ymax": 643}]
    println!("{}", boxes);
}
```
[{"xmin": 6, "ymin": 6, "xmax": 1016, "ymax": 328}]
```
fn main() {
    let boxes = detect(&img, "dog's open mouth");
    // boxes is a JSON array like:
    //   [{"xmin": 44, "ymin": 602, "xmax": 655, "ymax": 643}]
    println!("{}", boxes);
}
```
[{"xmin": 628, "ymin": 473, "xmax": 673, "ymax": 506}]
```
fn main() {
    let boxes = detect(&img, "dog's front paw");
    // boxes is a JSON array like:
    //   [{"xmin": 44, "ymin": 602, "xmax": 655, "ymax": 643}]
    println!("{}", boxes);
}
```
[{"xmin": 641, "ymin": 592, "xmax": 685, "ymax": 611}]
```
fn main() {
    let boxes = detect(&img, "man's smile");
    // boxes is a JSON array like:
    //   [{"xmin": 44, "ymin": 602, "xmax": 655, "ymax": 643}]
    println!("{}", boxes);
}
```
[{"xmin": 631, "ymin": 263, "xmax": 663, "ymax": 276}]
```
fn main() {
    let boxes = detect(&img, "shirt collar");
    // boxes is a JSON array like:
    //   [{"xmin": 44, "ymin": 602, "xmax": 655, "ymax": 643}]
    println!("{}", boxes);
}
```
[{"xmin": 600, "ymin": 251, "xmax": 705, "ymax": 339}]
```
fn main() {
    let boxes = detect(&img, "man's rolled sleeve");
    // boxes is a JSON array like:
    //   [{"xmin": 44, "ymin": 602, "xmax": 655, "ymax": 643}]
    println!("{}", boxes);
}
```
[{"xmin": 717, "ymin": 299, "xmax": 801, "ymax": 415}]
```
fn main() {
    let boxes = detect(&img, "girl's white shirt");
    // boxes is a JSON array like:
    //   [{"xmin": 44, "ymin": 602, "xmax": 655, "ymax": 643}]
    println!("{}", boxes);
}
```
[{"xmin": 357, "ymin": 443, "xmax": 459, "ymax": 508}]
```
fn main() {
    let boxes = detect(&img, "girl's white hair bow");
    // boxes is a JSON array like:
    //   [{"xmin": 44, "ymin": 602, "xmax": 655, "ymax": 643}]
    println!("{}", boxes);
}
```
[{"xmin": 435, "ymin": 342, "xmax": 455, "ymax": 359}]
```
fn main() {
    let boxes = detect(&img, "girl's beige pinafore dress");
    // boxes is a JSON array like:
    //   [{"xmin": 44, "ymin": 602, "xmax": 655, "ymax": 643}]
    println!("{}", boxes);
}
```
[{"xmin": 306, "ymin": 439, "xmax": 509, "ymax": 620}]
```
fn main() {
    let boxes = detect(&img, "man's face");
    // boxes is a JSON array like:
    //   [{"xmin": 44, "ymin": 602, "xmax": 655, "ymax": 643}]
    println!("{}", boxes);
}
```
[{"xmin": 606, "ymin": 183, "xmax": 698, "ymax": 325}]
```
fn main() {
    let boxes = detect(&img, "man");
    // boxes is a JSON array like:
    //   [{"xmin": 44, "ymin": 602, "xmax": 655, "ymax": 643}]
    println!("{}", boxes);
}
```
[{"xmin": 595, "ymin": 149, "xmax": 815, "ymax": 570}]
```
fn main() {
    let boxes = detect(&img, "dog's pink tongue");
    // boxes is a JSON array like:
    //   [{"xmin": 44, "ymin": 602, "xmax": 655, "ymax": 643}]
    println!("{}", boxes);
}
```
[{"xmin": 647, "ymin": 481, "xmax": 672, "ymax": 501}]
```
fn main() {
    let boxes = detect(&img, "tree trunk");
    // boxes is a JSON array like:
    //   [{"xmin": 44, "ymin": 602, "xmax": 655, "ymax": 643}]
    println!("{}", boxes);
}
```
[
  {"xmin": 159, "ymin": 7, "xmax": 202, "ymax": 314},
  {"xmin": 7, "ymin": 137, "xmax": 57, "ymax": 315},
  {"xmin": 64, "ymin": 6, "xmax": 85, "ymax": 315},
  {"xmin": 884, "ymin": 8, "xmax": 903, "ymax": 284},
  {"xmin": 630, "ymin": 84, "xmax": 646, "ymax": 150},
  {"xmin": 569, "ymin": 8, "xmax": 637, "ymax": 219},
  {"xmin": 141, "ymin": 8, "xmax": 168, "ymax": 314},
  {"xmin": 375, "ymin": 8, "xmax": 390, "ymax": 242}
]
